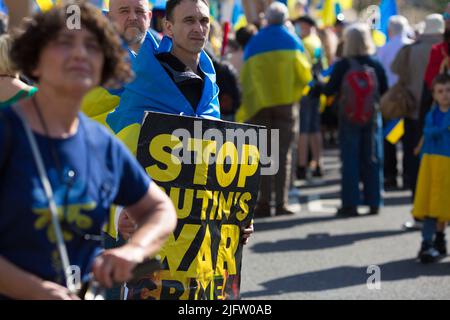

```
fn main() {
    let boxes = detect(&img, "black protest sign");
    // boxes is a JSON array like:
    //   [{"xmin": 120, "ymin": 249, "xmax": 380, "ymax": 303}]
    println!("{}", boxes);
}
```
[{"xmin": 129, "ymin": 111, "xmax": 262, "ymax": 300}]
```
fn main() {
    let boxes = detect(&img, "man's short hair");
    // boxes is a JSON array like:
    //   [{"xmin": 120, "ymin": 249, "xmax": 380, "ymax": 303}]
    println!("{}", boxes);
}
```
[
  {"xmin": 294, "ymin": 15, "xmax": 316, "ymax": 27},
  {"xmin": 265, "ymin": 2, "xmax": 288, "ymax": 26},
  {"xmin": 165, "ymin": 0, "xmax": 209, "ymax": 21},
  {"xmin": 236, "ymin": 24, "xmax": 257, "ymax": 48},
  {"xmin": 432, "ymin": 73, "xmax": 450, "ymax": 91}
]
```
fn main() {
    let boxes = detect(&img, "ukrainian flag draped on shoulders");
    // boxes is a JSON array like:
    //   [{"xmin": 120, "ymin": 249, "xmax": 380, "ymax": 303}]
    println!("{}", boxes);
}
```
[
  {"xmin": 80, "ymin": 32, "xmax": 160, "ymax": 240},
  {"xmin": 413, "ymin": 106, "xmax": 450, "ymax": 221},
  {"xmin": 106, "ymin": 35, "xmax": 220, "ymax": 153},
  {"xmin": 80, "ymin": 32, "xmax": 157, "ymax": 130},
  {"xmin": 236, "ymin": 25, "xmax": 311, "ymax": 123}
]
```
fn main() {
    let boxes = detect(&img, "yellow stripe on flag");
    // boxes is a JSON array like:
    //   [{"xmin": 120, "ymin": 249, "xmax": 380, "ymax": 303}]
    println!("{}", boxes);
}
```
[
  {"xmin": 322, "ymin": 0, "xmax": 336, "ymax": 27},
  {"xmin": 372, "ymin": 29, "xmax": 387, "ymax": 47},
  {"xmin": 386, "ymin": 119, "xmax": 404, "ymax": 144},
  {"xmin": 302, "ymin": 85, "xmax": 311, "ymax": 96},
  {"xmin": 337, "ymin": 0, "xmax": 352, "ymax": 10},
  {"xmin": 36, "ymin": 0, "xmax": 54, "ymax": 11}
]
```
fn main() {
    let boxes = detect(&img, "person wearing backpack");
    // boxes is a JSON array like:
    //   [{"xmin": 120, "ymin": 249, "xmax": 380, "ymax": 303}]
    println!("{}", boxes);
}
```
[{"xmin": 322, "ymin": 23, "xmax": 388, "ymax": 217}]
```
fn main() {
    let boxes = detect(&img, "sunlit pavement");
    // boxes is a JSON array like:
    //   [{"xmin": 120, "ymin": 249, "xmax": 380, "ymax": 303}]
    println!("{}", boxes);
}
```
[{"xmin": 241, "ymin": 148, "xmax": 450, "ymax": 300}]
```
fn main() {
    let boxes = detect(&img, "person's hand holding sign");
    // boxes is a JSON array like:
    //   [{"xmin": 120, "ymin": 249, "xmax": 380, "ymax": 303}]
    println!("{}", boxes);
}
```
[
  {"xmin": 242, "ymin": 221, "xmax": 254, "ymax": 245},
  {"xmin": 118, "ymin": 210, "xmax": 137, "ymax": 240}
]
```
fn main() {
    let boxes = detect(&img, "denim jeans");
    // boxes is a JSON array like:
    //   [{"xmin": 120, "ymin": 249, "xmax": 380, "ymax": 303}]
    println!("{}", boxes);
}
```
[
  {"xmin": 422, "ymin": 218, "xmax": 437, "ymax": 247},
  {"xmin": 248, "ymin": 105, "xmax": 297, "ymax": 208},
  {"xmin": 383, "ymin": 118, "xmax": 421, "ymax": 194},
  {"xmin": 402, "ymin": 118, "xmax": 421, "ymax": 195},
  {"xmin": 339, "ymin": 113, "xmax": 384, "ymax": 207}
]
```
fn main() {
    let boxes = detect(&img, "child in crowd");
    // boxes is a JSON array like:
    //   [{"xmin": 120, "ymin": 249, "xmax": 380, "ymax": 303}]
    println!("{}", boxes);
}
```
[{"xmin": 413, "ymin": 73, "xmax": 450, "ymax": 263}]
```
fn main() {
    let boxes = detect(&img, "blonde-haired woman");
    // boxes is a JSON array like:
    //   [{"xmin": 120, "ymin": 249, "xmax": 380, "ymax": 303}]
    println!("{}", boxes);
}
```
[
  {"xmin": 322, "ymin": 23, "xmax": 388, "ymax": 217},
  {"xmin": 0, "ymin": 34, "xmax": 36, "ymax": 108}
]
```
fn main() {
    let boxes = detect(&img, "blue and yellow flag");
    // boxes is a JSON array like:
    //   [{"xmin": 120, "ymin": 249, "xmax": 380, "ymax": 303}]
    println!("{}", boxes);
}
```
[
  {"xmin": 236, "ymin": 25, "xmax": 311, "ymax": 123},
  {"xmin": 321, "ymin": 0, "xmax": 336, "ymax": 27},
  {"xmin": 149, "ymin": 0, "xmax": 166, "ymax": 10},
  {"xmin": 413, "ymin": 106, "xmax": 450, "ymax": 221},
  {"xmin": 383, "ymin": 118, "xmax": 404, "ymax": 144},
  {"xmin": 106, "ymin": 34, "xmax": 220, "ymax": 152},
  {"xmin": 35, "ymin": 0, "xmax": 54, "ymax": 11},
  {"xmin": 81, "ymin": 32, "xmax": 141, "ymax": 130},
  {"xmin": 317, "ymin": 0, "xmax": 352, "ymax": 27},
  {"xmin": 379, "ymin": 0, "xmax": 397, "ymax": 36},
  {"xmin": 372, "ymin": 29, "xmax": 387, "ymax": 47},
  {"xmin": 231, "ymin": 0, "xmax": 247, "ymax": 30}
]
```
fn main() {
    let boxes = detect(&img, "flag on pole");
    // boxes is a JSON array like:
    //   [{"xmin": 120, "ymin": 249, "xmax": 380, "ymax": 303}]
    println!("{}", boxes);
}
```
[{"xmin": 379, "ymin": 0, "xmax": 397, "ymax": 36}]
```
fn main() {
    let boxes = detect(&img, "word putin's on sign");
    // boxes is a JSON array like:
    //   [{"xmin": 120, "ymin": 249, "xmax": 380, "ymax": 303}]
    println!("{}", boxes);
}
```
[{"xmin": 130, "ymin": 111, "xmax": 262, "ymax": 300}]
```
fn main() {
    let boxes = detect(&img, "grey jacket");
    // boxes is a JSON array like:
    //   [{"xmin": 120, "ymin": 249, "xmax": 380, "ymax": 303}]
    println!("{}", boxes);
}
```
[{"xmin": 391, "ymin": 33, "xmax": 443, "ymax": 119}]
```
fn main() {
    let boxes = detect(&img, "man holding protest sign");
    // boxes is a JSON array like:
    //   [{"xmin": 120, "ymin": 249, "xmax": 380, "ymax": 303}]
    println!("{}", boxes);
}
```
[
  {"xmin": 103, "ymin": 0, "xmax": 255, "ymax": 300},
  {"xmin": 129, "ymin": 111, "xmax": 261, "ymax": 300}
]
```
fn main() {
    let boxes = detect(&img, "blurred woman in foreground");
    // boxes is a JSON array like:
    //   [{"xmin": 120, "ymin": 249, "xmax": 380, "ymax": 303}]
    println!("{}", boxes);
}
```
[{"xmin": 0, "ymin": 1, "xmax": 176, "ymax": 300}]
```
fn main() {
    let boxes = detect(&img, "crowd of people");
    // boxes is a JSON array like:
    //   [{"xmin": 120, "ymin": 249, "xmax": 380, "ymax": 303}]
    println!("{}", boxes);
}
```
[
  {"xmin": 0, "ymin": 0, "xmax": 449, "ymax": 300},
  {"xmin": 225, "ymin": 2, "xmax": 450, "ymax": 265}
]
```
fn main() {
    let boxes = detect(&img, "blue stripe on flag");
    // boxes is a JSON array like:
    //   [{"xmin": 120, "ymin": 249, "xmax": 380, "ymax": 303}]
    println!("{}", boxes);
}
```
[
  {"xmin": 379, "ymin": 0, "xmax": 398, "ymax": 36},
  {"xmin": 383, "ymin": 118, "xmax": 400, "ymax": 138},
  {"xmin": 0, "ymin": 0, "xmax": 8, "ymax": 14}
]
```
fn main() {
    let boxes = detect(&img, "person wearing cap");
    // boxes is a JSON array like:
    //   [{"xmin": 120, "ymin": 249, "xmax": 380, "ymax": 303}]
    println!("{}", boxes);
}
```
[
  {"xmin": 391, "ymin": 13, "xmax": 445, "ymax": 203},
  {"xmin": 334, "ymin": 14, "xmax": 347, "ymax": 58},
  {"xmin": 293, "ymin": 15, "xmax": 326, "ymax": 179}
]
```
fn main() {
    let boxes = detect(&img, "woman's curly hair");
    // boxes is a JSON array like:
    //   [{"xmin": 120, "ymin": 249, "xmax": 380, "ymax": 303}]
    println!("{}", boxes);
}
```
[{"xmin": 10, "ymin": 0, "xmax": 133, "ymax": 87}]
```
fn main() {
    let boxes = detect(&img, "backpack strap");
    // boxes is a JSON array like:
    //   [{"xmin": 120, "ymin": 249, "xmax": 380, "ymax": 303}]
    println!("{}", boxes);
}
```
[{"xmin": 0, "ymin": 110, "xmax": 13, "ymax": 177}]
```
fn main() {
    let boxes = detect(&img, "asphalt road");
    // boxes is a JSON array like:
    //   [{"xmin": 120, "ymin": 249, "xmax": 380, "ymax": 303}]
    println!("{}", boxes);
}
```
[{"xmin": 240, "ymin": 148, "xmax": 450, "ymax": 300}]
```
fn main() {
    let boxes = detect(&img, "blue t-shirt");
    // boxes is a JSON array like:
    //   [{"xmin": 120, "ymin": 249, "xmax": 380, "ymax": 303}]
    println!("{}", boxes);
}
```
[
  {"xmin": 433, "ymin": 107, "xmax": 448, "ymax": 127},
  {"xmin": 0, "ymin": 107, "xmax": 151, "ymax": 286}
]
